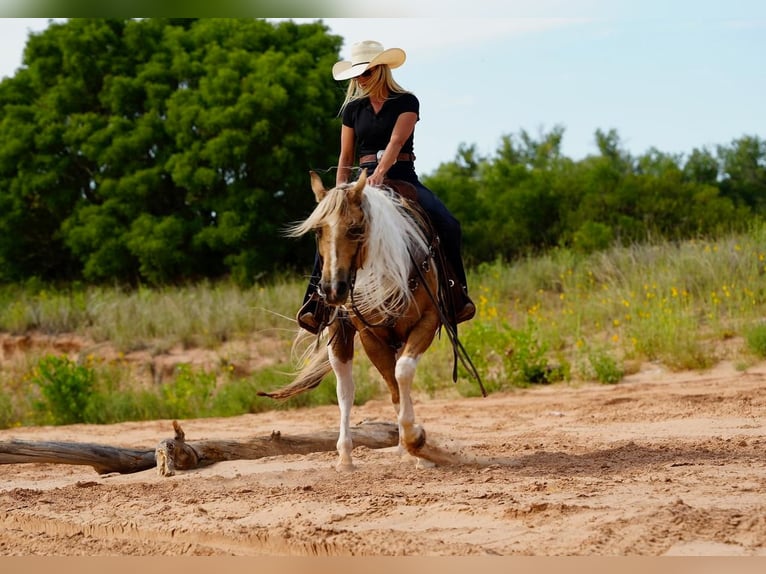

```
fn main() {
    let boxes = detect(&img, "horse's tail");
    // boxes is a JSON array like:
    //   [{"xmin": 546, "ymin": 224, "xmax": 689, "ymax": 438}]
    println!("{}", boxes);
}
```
[{"xmin": 257, "ymin": 337, "xmax": 331, "ymax": 400}]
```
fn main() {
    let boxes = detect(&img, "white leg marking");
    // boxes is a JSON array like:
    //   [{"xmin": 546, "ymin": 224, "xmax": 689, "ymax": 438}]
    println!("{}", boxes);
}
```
[
  {"xmin": 395, "ymin": 355, "xmax": 421, "ymax": 449},
  {"xmin": 329, "ymin": 346, "xmax": 355, "ymax": 471}
]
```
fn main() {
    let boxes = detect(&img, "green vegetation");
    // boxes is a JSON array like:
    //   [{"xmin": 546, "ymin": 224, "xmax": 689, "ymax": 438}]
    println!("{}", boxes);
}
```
[
  {"xmin": 426, "ymin": 127, "xmax": 766, "ymax": 269},
  {"xmin": 0, "ymin": 18, "xmax": 342, "ymax": 285},
  {"xmin": 452, "ymin": 223, "xmax": 766, "ymax": 393},
  {"xmin": 1, "ymin": 224, "xmax": 765, "ymax": 428},
  {"xmin": 0, "ymin": 19, "xmax": 765, "ymax": 289},
  {"xmin": 0, "ymin": 19, "xmax": 764, "ymax": 428},
  {"xmin": 744, "ymin": 322, "xmax": 766, "ymax": 359}
]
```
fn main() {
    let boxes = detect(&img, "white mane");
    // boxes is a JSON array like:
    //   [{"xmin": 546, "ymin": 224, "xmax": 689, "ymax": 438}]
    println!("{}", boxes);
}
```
[
  {"xmin": 354, "ymin": 184, "xmax": 431, "ymax": 316},
  {"xmin": 288, "ymin": 183, "xmax": 431, "ymax": 317}
]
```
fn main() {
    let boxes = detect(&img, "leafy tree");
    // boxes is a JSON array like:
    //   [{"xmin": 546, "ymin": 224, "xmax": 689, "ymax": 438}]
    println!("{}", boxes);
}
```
[
  {"xmin": 683, "ymin": 147, "xmax": 719, "ymax": 186},
  {"xmin": 479, "ymin": 127, "xmax": 567, "ymax": 259},
  {"xmin": 717, "ymin": 135, "xmax": 766, "ymax": 212},
  {"xmin": 427, "ymin": 126, "xmax": 757, "ymax": 266},
  {"xmin": 1, "ymin": 21, "xmax": 763, "ymax": 286},
  {"xmin": 0, "ymin": 18, "xmax": 343, "ymax": 284}
]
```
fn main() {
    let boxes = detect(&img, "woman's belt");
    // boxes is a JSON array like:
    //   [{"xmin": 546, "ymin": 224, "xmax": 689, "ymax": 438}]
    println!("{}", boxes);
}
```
[{"xmin": 359, "ymin": 151, "xmax": 416, "ymax": 164}]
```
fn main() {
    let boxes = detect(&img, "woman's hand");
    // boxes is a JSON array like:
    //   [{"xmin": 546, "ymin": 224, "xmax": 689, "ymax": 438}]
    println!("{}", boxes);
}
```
[{"xmin": 367, "ymin": 169, "xmax": 386, "ymax": 187}]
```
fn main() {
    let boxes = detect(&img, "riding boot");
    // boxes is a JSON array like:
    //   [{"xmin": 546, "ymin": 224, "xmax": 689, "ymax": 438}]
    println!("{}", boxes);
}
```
[
  {"xmin": 297, "ymin": 293, "xmax": 326, "ymax": 334},
  {"xmin": 455, "ymin": 286, "xmax": 476, "ymax": 324}
]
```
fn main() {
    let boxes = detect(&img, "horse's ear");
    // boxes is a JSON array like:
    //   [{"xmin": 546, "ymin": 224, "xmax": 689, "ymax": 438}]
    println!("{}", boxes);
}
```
[
  {"xmin": 349, "ymin": 168, "xmax": 367, "ymax": 203},
  {"xmin": 309, "ymin": 171, "xmax": 327, "ymax": 202}
]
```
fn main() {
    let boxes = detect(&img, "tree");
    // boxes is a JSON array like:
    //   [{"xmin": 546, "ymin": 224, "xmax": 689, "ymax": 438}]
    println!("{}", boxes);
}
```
[
  {"xmin": 717, "ymin": 135, "xmax": 766, "ymax": 213},
  {"xmin": 0, "ymin": 18, "xmax": 344, "ymax": 284},
  {"xmin": 423, "ymin": 144, "xmax": 491, "ymax": 265},
  {"xmin": 683, "ymin": 147, "xmax": 719, "ymax": 186}
]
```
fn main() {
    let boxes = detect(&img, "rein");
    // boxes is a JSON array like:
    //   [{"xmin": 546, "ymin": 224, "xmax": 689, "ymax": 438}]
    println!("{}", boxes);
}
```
[
  {"xmin": 407, "ymin": 245, "xmax": 486, "ymax": 397},
  {"xmin": 345, "ymin": 223, "xmax": 486, "ymax": 397}
]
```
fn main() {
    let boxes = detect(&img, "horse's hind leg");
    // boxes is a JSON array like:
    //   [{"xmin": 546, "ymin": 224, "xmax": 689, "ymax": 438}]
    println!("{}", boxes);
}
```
[{"xmin": 328, "ymin": 320, "xmax": 356, "ymax": 471}]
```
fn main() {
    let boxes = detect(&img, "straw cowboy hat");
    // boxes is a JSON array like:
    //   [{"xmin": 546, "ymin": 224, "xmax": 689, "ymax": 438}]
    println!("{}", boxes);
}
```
[{"xmin": 332, "ymin": 40, "xmax": 406, "ymax": 81}]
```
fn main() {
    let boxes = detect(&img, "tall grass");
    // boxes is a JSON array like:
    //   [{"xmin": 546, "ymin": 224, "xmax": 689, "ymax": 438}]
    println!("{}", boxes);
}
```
[
  {"xmin": 454, "ymin": 221, "xmax": 766, "ymax": 390},
  {"xmin": 0, "ymin": 278, "xmax": 302, "ymax": 350},
  {"xmin": 1, "ymin": 223, "xmax": 765, "ymax": 427}
]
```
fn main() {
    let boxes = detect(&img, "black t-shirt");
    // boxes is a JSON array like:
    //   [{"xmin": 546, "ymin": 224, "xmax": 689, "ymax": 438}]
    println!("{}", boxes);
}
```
[{"xmin": 341, "ymin": 92, "xmax": 419, "ymax": 158}]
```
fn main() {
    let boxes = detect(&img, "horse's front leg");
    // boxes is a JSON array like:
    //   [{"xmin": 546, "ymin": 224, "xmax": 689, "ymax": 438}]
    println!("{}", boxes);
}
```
[
  {"xmin": 395, "ymin": 315, "xmax": 439, "ymax": 462},
  {"xmin": 395, "ymin": 353, "xmax": 426, "ymax": 456},
  {"xmin": 328, "ymin": 319, "xmax": 356, "ymax": 471}
]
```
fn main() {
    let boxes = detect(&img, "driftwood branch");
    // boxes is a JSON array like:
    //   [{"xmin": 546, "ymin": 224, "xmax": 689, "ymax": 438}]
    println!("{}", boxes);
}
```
[
  {"xmin": 0, "ymin": 420, "xmax": 399, "ymax": 476},
  {"xmin": 0, "ymin": 440, "xmax": 156, "ymax": 475}
]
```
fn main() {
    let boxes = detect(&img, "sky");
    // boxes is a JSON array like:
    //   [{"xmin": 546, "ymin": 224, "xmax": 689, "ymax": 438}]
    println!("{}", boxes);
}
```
[{"xmin": 0, "ymin": 5, "xmax": 764, "ymax": 175}]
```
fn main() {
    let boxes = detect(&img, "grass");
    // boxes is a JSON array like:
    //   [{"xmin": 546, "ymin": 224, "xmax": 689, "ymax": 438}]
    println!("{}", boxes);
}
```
[
  {"xmin": 1, "ymin": 222, "xmax": 766, "ymax": 428},
  {"xmin": 0, "ymin": 278, "xmax": 300, "ymax": 351}
]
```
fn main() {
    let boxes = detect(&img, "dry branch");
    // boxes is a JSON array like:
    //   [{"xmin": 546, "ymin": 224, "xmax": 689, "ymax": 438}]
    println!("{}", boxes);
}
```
[
  {"xmin": 0, "ymin": 441, "xmax": 156, "ymax": 475},
  {"xmin": 0, "ymin": 420, "xmax": 399, "ymax": 476}
]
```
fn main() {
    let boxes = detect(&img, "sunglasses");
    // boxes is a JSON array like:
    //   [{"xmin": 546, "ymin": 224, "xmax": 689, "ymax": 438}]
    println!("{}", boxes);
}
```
[{"xmin": 359, "ymin": 67, "xmax": 376, "ymax": 78}]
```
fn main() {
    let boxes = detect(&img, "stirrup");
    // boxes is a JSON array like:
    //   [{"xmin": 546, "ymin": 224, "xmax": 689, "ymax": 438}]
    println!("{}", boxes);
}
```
[
  {"xmin": 297, "ymin": 295, "xmax": 325, "ymax": 334},
  {"xmin": 297, "ymin": 294, "xmax": 343, "ymax": 334}
]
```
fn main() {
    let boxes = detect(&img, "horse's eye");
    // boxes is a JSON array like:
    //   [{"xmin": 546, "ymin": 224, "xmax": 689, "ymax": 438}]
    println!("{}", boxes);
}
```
[
  {"xmin": 347, "ymin": 225, "xmax": 364, "ymax": 239},
  {"xmin": 315, "ymin": 228, "xmax": 324, "ymax": 239}
]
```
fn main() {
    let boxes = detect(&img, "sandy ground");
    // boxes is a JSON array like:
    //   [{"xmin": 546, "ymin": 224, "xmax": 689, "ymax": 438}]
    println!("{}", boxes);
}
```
[{"xmin": 0, "ymin": 360, "xmax": 764, "ymax": 556}]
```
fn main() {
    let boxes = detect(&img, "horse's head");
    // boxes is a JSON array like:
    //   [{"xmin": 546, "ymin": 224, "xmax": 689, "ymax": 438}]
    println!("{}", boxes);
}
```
[{"xmin": 309, "ymin": 170, "xmax": 369, "ymax": 305}]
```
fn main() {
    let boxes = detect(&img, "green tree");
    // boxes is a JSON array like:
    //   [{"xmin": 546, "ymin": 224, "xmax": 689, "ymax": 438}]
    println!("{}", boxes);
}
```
[
  {"xmin": 483, "ymin": 126, "xmax": 570, "ymax": 259},
  {"xmin": 423, "ymin": 144, "xmax": 492, "ymax": 265},
  {"xmin": 683, "ymin": 147, "xmax": 719, "ymax": 186},
  {"xmin": 427, "ymin": 125, "xmax": 754, "ymax": 265},
  {"xmin": 0, "ymin": 18, "xmax": 343, "ymax": 284},
  {"xmin": 717, "ymin": 135, "xmax": 766, "ymax": 213}
]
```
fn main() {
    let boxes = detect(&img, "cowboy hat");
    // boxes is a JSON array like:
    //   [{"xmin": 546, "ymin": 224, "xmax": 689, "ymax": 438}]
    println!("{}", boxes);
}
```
[{"xmin": 332, "ymin": 40, "xmax": 406, "ymax": 81}]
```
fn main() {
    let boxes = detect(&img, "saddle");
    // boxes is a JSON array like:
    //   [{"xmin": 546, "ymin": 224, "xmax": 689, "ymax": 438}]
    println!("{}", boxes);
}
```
[{"xmin": 383, "ymin": 178, "xmax": 472, "ymax": 330}]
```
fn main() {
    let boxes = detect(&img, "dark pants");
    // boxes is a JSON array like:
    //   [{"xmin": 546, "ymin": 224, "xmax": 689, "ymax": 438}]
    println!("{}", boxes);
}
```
[
  {"xmin": 382, "ymin": 163, "xmax": 468, "ymax": 289},
  {"xmin": 302, "ymin": 162, "xmax": 469, "ymax": 304}
]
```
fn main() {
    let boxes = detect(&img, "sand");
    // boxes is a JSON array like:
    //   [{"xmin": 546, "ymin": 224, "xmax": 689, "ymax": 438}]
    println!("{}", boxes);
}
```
[{"xmin": 1, "ymin": 360, "xmax": 764, "ymax": 556}]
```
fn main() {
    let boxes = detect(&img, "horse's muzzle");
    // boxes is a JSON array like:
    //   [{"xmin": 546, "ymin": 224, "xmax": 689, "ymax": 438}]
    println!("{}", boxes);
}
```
[{"xmin": 320, "ymin": 270, "xmax": 351, "ymax": 305}]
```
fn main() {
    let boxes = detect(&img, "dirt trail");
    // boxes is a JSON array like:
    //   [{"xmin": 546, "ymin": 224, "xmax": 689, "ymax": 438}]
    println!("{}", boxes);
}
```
[{"xmin": 1, "ymin": 360, "xmax": 764, "ymax": 556}]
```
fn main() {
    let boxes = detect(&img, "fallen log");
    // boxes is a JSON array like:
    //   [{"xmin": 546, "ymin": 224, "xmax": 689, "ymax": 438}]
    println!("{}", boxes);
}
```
[
  {"xmin": 0, "ymin": 420, "xmax": 399, "ymax": 476},
  {"xmin": 0, "ymin": 440, "xmax": 156, "ymax": 475}
]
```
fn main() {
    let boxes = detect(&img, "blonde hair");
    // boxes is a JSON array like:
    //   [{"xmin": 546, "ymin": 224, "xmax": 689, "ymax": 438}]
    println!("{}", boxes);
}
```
[{"xmin": 339, "ymin": 65, "xmax": 409, "ymax": 115}]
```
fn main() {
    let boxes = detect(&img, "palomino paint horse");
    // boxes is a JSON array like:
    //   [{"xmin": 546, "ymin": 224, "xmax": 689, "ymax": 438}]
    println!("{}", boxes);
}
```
[{"xmin": 260, "ymin": 169, "xmax": 460, "ymax": 470}]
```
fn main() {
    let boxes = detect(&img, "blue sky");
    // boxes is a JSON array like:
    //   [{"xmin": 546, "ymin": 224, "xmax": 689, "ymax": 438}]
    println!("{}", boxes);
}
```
[{"xmin": 1, "ymin": 5, "xmax": 764, "ymax": 175}]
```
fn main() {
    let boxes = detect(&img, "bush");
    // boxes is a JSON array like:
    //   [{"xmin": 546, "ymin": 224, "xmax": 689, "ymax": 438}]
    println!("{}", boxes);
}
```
[
  {"xmin": 0, "ymin": 391, "xmax": 15, "ymax": 428},
  {"xmin": 31, "ymin": 355, "xmax": 96, "ymax": 425},
  {"xmin": 745, "ymin": 323, "xmax": 766, "ymax": 358},
  {"xmin": 588, "ymin": 350, "xmax": 624, "ymax": 384},
  {"xmin": 160, "ymin": 364, "xmax": 217, "ymax": 419}
]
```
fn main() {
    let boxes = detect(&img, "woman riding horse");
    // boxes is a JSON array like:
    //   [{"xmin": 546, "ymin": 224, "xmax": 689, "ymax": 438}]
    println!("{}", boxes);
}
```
[
  {"xmin": 262, "ymin": 169, "xmax": 467, "ymax": 470},
  {"xmin": 298, "ymin": 40, "xmax": 475, "ymax": 334}
]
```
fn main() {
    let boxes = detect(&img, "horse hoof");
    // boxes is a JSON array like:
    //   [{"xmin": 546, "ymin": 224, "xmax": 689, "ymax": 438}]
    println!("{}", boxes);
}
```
[
  {"xmin": 415, "ymin": 457, "xmax": 436, "ymax": 469},
  {"xmin": 335, "ymin": 461, "xmax": 356, "ymax": 472}
]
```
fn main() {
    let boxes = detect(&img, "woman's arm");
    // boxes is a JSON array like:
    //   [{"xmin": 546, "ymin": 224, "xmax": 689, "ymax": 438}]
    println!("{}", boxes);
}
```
[
  {"xmin": 337, "ymin": 125, "xmax": 356, "ymax": 186},
  {"xmin": 368, "ymin": 111, "xmax": 417, "ymax": 187}
]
